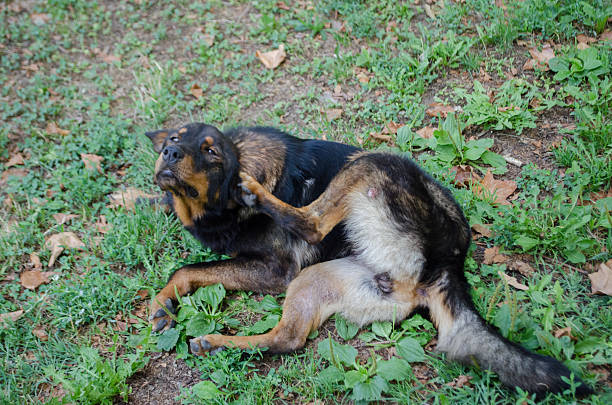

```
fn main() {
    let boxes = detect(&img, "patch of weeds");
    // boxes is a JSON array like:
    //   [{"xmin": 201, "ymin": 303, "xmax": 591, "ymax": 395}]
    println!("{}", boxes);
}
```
[
  {"xmin": 455, "ymin": 79, "xmax": 538, "ymax": 135},
  {"xmin": 44, "ymin": 345, "xmax": 148, "ymax": 404},
  {"xmin": 156, "ymin": 284, "xmax": 241, "ymax": 358},
  {"xmin": 491, "ymin": 164, "xmax": 609, "ymax": 263},
  {"xmin": 316, "ymin": 334, "xmax": 425, "ymax": 402},
  {"xmin": 47, "ymin": 265, "xmax": 138, "ymax": 329},
  {"xmin": 549, "ymin": 46, "xmax": 610, "ymax": 85},
  {"xmin": 398, "ymin": 113, "xmax": 507, "ymax": 174}
]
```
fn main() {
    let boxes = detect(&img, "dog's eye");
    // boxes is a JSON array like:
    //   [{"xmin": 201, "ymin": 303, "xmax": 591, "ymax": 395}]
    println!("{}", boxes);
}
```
[
  {"xmin": 170, "ymin": 136, "xmax": 179, "ymax": 142},
  {"xmin": 207, "ymin": 148, "xmax": 216, "ymax": 155}
]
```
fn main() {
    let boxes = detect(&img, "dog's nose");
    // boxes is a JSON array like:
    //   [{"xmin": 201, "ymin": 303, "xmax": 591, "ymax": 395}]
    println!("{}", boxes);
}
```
[{"xmin": 162, "ymin": 145, "xmax": 184, "ymax": 164}]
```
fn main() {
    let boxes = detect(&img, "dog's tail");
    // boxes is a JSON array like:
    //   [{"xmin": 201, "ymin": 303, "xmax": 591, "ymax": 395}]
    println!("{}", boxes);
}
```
[{"xmin": 426, "ymin": 271, "xmax": 593, "ymax": 398}]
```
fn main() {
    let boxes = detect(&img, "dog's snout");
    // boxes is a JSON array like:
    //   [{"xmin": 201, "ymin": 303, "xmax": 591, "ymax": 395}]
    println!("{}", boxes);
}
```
[{"xmin": 162, "ymin": 145, "xmax": 184, "ymax": 165}]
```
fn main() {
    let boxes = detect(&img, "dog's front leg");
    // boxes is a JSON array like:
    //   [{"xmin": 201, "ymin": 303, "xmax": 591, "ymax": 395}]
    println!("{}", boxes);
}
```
[{"xmin": 150, "ymin": 257, "xmax": 290, "ymax": 332}]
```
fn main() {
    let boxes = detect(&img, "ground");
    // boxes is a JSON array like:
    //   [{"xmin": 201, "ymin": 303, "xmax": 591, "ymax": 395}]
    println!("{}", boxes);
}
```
[{"xmin": 0, "ymin": 0, "xmax": 611, "ymax": 404}]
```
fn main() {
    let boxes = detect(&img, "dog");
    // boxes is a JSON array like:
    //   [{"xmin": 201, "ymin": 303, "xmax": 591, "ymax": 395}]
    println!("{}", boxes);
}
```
[{"xmin": 146, "ymin": 122, "xmax": 592, "ymax": 398}]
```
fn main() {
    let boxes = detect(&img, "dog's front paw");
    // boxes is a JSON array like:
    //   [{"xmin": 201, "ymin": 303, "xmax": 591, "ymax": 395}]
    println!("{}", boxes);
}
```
[
  {"xmin": 374, "ymin": 272, "xmax": 393, "ymax": 294},
  {"xmin": 189, "ymin": 336, "xmax": 224, "ymax": 356},
  {"xmin": 149, "ymin": 297, "xmax": 177, "ymax": 333}
]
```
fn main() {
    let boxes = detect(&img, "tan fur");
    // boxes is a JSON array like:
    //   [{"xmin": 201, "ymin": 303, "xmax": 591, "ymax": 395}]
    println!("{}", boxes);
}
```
[{"xmin": 234, "ymin": 130, "xmax": 286, "ymax": 191}]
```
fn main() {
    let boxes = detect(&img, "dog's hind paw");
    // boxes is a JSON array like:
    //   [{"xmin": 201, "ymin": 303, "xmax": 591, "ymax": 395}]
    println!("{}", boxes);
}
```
[{"xmin": 149, "ymin": 297, "xmax": 177, "ymax": 333}]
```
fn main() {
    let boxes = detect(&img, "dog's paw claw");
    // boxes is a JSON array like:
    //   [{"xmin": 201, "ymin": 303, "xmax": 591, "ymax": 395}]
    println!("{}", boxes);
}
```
[{"xmin": 152, "ymin": 318, "xmax": 168, "ymax": 332}]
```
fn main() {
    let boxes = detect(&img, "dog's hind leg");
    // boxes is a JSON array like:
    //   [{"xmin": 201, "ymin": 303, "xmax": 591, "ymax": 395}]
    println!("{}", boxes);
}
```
[
  {"xmin": 190, "ymin": 257, "xmax": 416, "ymax": 355},
  {"xmin": 239, "ymin": 160, "xmax": 373, "ymax": 244}
]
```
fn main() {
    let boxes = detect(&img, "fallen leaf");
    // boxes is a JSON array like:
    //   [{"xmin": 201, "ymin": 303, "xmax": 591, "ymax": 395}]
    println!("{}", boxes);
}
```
[
  {"xmin": 472, "ymin": 223, "xmax": 492, "ymax": 238},
  {"xmin": 523, "ymin": 45, "xmax": 555, "ymax": 71},
  {"xmin": 426, "ymin": 102, "xmax": 458, "ymax": 118},
  {"xmin": 5, "ymin": 153, "xmax": 25, "ymax": 167},
  {"xmin": 136, "ymin": 289, "xmax": 149, "ymax": 300},
  {"xmin": 601, "ymin": 30, "xmax": 612, "ymax": 42},
  {"xmin": 324, "ymin": 108, "xmax": 343, "ymax": 121},
  {"xmin": 196, "ymin": 28, "xmax": 215, "ymax": 46},
  {"xmin": 255, "ymin": 44, "xmax": 286, "ymax": 69},
  {"xmin": 423, "ymin": 4, "xmax": 436, "ymax": 19},
  {"xmin": 20, "ymin": 270, "xmax": 57, "ymax": 290},
  {"xmin": 589, "ymin": 261, "xmax": 612, "ymax": 296},
  {"xmin": 32, "ymin": 327, "xmax": 49, "ymax": 341},
  {"xmin": 52, "ymin": 213, "xmax": 78, "ymax": 225},
  {"xmin": 190, "ymin": 83, "xmax": 203, "ymax": 99},
  {"xmin": 451, "ymin": 165, "xmax": 481, "ymax": 188},
  {"xmin": 446, "ymin": 375, "xmax": 472, "ymax": 388},
  {"xmin": 99, "ymin": 53, "xmax": 121, "ymax": 63},
  {"xmin": 45, "ymin": 122, "xmax": 70, "ymax": 136},
  {"xmin": 356, "ymin": 72, "xmax": 370, "ymax": 83},
  {"xmin": 30, "ymin": 13, "xmax": 50, "ymax": 25},
  {"xmin": 276, "ymin": 1, "xmax": 291, "ymax": 11},
  {"xmin": 113, "ymin": 320, "xmax": 128, "ymax": 332},
  {"xmin": 484, "ymin": 246, "xmax": 508, "ymax": 265},
  {"xmin": 80, "ymin": 153, "xmax": 104, "ymax": 173},
  {"xmin": 416, "ymin": 126, "xmax": 435, "ymax": 139},
  {"xmin": 499, "ymin": 271, "xmax": 528, "ymax": 291},
  {"xmin": 29, "ymin": 253, "xmax": 42, "ymax": 270},
  {"xmin": 44, "ymin": 232, "xmax": 85, "ymax": 267},
  {"xmin": 0, "ymin": 310, "xmax": 24, "ymax": 326},
  {"xmin": 553, "ymin": 326, "xmax": 573, "ymax": 340},
  {"xmin": 472, "ymin": 170, "xmax": 517, "ymax": 205},
  {"xmin": 0, "ymin": 168, "xmax": 27, "ymax": 187},
  {"xmin": 95, "ymin": 215, "xmax": 110, "ymax": 234},
  {"xmin": 576, "ymin": 42, "xmax": 589, "ymax": 50},
  {"xmin": 369, "ymin": 132, "xmax": 393, "ymax": 144},
  {"xmin": 576, "ymin": 34, "xmax": 596, "ymax": 44},
  {"xmin": 108, "ymin": 187, "xmax": 157, "ymax": 210},
  {"xmin": 511, "ymin": 260, "xmax": 535, "ymax": 277}
]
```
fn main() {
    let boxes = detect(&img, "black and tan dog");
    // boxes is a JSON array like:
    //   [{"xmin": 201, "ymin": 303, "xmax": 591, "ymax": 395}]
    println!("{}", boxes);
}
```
[{"xmin": 146, "ymin": 123, "xmax": 592, "ymax": 397}]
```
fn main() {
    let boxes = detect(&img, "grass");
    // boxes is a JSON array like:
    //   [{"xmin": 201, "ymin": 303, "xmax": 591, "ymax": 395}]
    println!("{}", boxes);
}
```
[{"xmin": 0, "ymin": 0, "xmax": 610, "ymax": 403}]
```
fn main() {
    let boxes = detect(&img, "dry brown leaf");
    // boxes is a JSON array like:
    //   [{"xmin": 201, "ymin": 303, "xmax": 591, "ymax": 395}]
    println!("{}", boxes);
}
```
[
  {"xmin": 6, "ymin": 153, "xmax": 25, "ymax": 168},
  {"xmin": 511, "ymin": 260, "xmax": 535, "ymax": 277},
  {"xmin": 276, "ymin": 1, "xmax": 291, "ymax": 11},
  {"xmin": 44, "ymin": 232, "xmax": 85, "ymax": 267},
  {"xmin": 484, "ymin": 246, "xmax": 508, "ymax": 265},
  {"xmin": 499, "ymin": 271, "xmax": 529, "ymax": 291},
  {"xmin": 100, "ymin": 53, "xmax": 121, "ymax": 63},
  {"xmin": 95, "ymin": 215, "xmax": 110, "ymax": 234},
  {"xmin": 426, "ymin": 102, "xmax": 457, "ymax": 118},
  {"xmin": 136, "ymin": 289, "xmax": 149, "ymax": 300},
  {"xmin": 524, "ymin": 45, "xmax": 555, "ymax": 71},
  {"xmin": 577, "ymin": 42, "xmax": 590, "ymax": 50},
  {"xmin": 577, "ymin": 34, "xmax": 596, "ymax": 44},
  {"xmin": 472, "ymin": 223, "xmax": 492, "ymax": 238},
  {"xmin": 601, "ymin": 30, "xmax": 612, "ymax": 42},
  {"xmin": 0, "ymin": 168, "xmax": 26, "ymax": 188},
  {"xmin": 108, "ymin": 187, "xmax": 157, "ymax": 210},
  {"xmin": 356, "ymin": 72, "xmax": 370, "ymax": 83},
  {"xmin": 369, "ymin": 132, "xmax": 393, "ymax": 144},
  {"xmin": 423, "ymin": 4, "xmax": 436, "ymax": 19},
  {"xmin": 52, "ymin": 213, "xmax": 78, "ymax": 225},
  {"xmin": 190, "ymin": 83, "xmax": 203, "ymax": 99},
  {"xmin": 45, "ymin": 122, "xmax": 70, "ymax": 136},
  {"xmin": 30, "ymin": 13, "xmax": 50, "ymax": 25},
  {"xmin": 32, "ymin": 327, "xmax": 49, "ymax": 341},
  {"xmin": 416, "ymin": 126, "xmax": 436, "ymax": 139},
  {"xmin": 589, "ymin": 262, "xmax": 612, "ymax": 296},
  {"xmin": 80, "ymin": 153, "xmax": 104, "ymax": 173},
  {"xmin": 383, "ymin": 121, "xmax": 403, "ymax": 135},
  {"xmin": 446, "ymin": 375, "xmax": 472, "ymax": 388},
  {"xmin": 20, "ymin": 270, "xmax": 56, "ymax": 290},
  {"xmin": 30, "ymin": 252, "xmax": 42, "ymax": 270},
  {"xmin": 0, "ymin": 310, "xmax": 24, "ymax": 326},
  {"xmin": 255, "ymin": 44, "xmax": 286, "ymax": 69},
  {"xmin": 554, "ymin": 326, "xmax": 573, "ymax": 340},
  {"xmin": 451, "ymin": 165, "xmax": 481, "ymax": 188},
  {"xmin": 472, "ymin": 170, "xmax": 517, "ymax": 205},
  {"xmin": 324, "ymin": 108, "xmax": 343, "ymax": 121}
]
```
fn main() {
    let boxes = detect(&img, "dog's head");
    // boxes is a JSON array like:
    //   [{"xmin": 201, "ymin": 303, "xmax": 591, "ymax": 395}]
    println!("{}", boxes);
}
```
[{"xmin": 146, "ymin": 123, "xmax": 240, "ymax": 220}]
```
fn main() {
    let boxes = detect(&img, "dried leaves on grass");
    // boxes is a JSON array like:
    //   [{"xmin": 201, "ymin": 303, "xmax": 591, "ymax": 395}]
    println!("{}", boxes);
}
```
[
  {"xmin": 20, "ymin": 270, "xmax": 56, "ymax": 290},
  {"xmin": 45, "ymin": 232, "xmax": 85, "ymax": 267},
  {"xmin": 256, "ymin": 44, "xmax": 286, "ymax": 69},
  {"xmin": 589, "ymin": 260, "xmax": 612, "ymax": 296},
  {"xmin": 108, "ymin": 187, "xmax": 156, "ymax": 210},
  {"xmin": 472, "ymin": 171, "xmax": 517, "ymax": 205}
]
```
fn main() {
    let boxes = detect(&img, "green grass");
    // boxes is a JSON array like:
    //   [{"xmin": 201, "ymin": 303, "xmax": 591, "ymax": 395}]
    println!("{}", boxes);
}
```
[{"xmin": 0, "ymin": 0, "xmax": 610, "ymax": 404}]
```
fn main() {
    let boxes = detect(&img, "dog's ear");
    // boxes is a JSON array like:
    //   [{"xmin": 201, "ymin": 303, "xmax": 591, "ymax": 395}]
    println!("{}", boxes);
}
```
[{"xmin": 145, "ymin": 130, "xmax": 169, "ymax": 153}]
